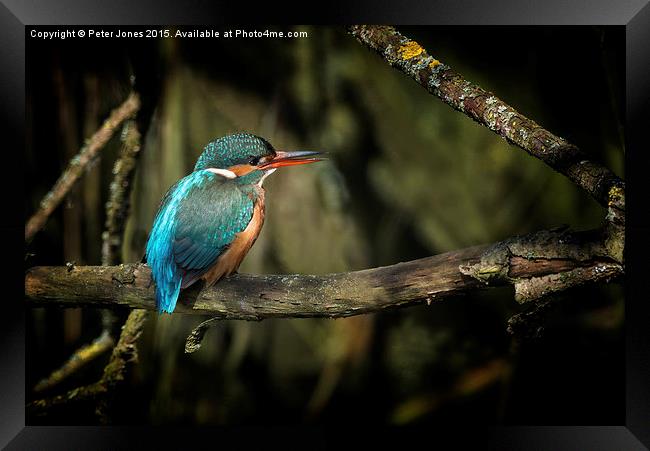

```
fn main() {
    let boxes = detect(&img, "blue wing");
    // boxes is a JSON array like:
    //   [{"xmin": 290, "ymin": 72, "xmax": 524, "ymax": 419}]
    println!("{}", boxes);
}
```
[{"xmin": 145, "ymin": 170, "xmax": 254, "ymax": 313}]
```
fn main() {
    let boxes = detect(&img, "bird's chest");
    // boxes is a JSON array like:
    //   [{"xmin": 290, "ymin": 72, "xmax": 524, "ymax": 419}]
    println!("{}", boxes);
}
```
[
  {"xmin": 235, "ymin": 189, "xmax": 266, "ymax": 253},
  {"xmin": 202, "ymin": 188, "xmax": 265, "ymax": 285}
]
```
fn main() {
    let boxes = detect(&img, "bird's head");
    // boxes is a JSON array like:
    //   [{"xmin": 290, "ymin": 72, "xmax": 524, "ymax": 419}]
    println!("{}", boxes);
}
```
[{"xmin": 194, "ymin": 133, "xmax": 323, "ymax": 184}]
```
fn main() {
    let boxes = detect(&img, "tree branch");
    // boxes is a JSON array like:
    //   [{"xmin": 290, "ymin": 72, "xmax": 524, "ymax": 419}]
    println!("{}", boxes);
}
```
[
  {"xmin": 27, "ymin": 309, "xmax": 147, "ymax": 418},
  {"xmin": 95, "ymin": 118, "xmax": 147, "ymax": 422},
  {"xmin": 25, "ymin": 228, "xmax": 623, "ymax": 319},
  {"xmin": 347, "ymin": 26, "xmax": 625, "ymax": 213},
  {"xmin": 25, "ymin": 92, "xmax": 141, "ymax": 243},
  {"xmin": 94, "ymin": 309, "xmax": 147, "ymax": 423},
  {"xmin": 102, "ymin": 119, "xmax": 143, "ymax": 266},
  {"xmin": 32, "ymin": 329, "xmax": 115, "ymax": 394}
]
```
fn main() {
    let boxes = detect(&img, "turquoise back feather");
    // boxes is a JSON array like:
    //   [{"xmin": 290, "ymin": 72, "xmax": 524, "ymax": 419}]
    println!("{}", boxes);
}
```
[{"xmin": 146, "ymin": 170, "xmax": 259, "ymax": 313}]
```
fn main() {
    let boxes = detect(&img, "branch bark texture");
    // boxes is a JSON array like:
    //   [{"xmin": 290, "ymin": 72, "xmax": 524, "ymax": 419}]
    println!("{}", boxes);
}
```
[
  {"xmin": 102, "ymin": 119, "xmax": 143, "ymax": 266},
  {"xmin": 25, "ymin": 228, "xmax": 622, "ymax": 319},
  {"xmin": 348, "ymin": 25, "xmax": 625, "ymax": 213},
  {"xmin": 25, "ymin": 92, "xmax": 141, "ymax": 243}
]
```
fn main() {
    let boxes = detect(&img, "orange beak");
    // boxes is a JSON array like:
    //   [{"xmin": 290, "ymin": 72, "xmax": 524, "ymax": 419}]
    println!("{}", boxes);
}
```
[{"xmin": 258, "ymin": 150, "xmax": 324, "ymax": 169}]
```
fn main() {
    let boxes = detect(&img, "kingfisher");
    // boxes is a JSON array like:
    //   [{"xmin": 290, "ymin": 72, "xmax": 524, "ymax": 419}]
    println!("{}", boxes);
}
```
[{"xmin": 145, "ymin": 133, "xmax": 323, "ymax": 314}]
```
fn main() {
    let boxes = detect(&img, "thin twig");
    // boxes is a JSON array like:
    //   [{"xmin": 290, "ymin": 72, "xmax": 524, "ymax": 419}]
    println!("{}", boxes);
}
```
[
  {"xmin": 25, "ymin": 92, "xmax": 141, "ymax": 243},
  {"xmin": 27, "ymin": 309, "xmax": 148, "ymax": 418},
  {"xmin": 185, "ymin": 316, "xmax": 221, "ymax": 353},
  {"xmin": 32, "ymin": 330, "xmax": 115, "ymax": 394}
]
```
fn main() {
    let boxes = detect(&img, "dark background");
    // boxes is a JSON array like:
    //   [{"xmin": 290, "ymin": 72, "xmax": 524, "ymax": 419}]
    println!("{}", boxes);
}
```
[{"xmin": 25, "ymin": 25, "xmax": 624, "ymax": 426}]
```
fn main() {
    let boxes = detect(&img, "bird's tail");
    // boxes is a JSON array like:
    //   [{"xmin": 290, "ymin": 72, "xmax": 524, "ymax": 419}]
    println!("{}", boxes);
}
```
[
  {"xmin": 154, "ymin": 272, "xmax": 182, "ymax": 314},
  {"xmin": 146, "ymin": 240, "xmax": 183, "ymax": 314}
]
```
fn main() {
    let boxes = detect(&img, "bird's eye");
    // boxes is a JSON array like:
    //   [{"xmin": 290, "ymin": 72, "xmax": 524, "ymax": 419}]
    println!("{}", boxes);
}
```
[{"xmin": 249, "ymin": 156, "xmax": 261, "ymax": 166}]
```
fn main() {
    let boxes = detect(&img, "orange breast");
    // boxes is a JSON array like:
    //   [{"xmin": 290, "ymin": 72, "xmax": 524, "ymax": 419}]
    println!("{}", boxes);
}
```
[{"xmin": 201, "ymin": 190, "xmax": 266, "ymax": 287}]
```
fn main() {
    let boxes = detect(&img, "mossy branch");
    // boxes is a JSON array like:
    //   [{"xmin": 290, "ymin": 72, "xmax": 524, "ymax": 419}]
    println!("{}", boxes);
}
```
[
  {"xmin": 95, "ymin": 118, "xmax": 147, "ymax": 423},
  {"xmin": 25, "ymin": 92, "xmax": 141, "ymax": 243},
  {"xmin": 32, "ymin": 330, "xmax": 115, "ymax": 394},
  {"xmin": 102, "ymin": 119, "xmax": 143, "ymax": 266},
  {"xmin": 27, "ymin": 310, "xmax": 147, "ymax": 419},
  {"xmin": 347, "ymin": 25, "xmax": 625, "ymax": 214}
]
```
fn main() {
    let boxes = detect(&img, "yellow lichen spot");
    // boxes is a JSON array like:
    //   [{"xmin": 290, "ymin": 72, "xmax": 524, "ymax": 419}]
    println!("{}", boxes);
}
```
[
  {"xmin": 608, "ymin": 185, "xmax": 624, "ymax": 207},
  {"xmin": 429, "ymin": 59, "xmax": 441, "ymax": 68},
  {"xmin": 399, "ymin": 41, "xmax": 424, "ymax": 59},
  {"xmin": 609, "ymin": 185, "xmax": 624, "ymax": 199}
]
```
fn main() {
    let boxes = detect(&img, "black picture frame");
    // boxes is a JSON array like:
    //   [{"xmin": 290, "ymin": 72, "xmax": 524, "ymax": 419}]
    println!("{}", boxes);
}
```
[{"xmin": 7, "ymin": 0, "xmax": 649, "ymax": 448}]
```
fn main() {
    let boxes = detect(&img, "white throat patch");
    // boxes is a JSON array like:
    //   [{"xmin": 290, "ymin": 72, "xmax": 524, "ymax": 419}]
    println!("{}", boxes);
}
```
[
  {"xmin": 258, "ymin": 168, "xmax": 277, "ymax": 186},
  {"xmin": 207, "ymin": 168, "xmax": 236, "ymax": 179}
]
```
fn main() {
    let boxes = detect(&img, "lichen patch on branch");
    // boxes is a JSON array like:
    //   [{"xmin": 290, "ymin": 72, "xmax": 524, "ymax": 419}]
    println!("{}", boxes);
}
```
[
  {"xmin": 607, "ymin": 185, "xmax": 625, "ymax": 210},
  {"xmin": 399, "ymin": 41, "xmax": 424, "ymax": 59},
  {"xmin": 348, "ymin": 25, "xmax": 625, "ymax": 210}
]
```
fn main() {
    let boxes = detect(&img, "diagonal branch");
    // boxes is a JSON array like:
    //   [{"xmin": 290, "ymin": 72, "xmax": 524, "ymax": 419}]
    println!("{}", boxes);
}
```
[
  {"xmin": 32, "ymin": 329, "xmax": 115, "ymax": 394},
  {"xmin": 25, "ymin": 228, "xmax": 623, "ymax": 319},
  {"xmin": 348, "ymin": 26, "xmax": 625, "ymax": 213},
  {"xmin": 25, "ymin": 92, "xmax": 141, "ymax": 243},
  {"xmin": 27, "ymin": 309, "xmax": 147, "ymax": 418}
]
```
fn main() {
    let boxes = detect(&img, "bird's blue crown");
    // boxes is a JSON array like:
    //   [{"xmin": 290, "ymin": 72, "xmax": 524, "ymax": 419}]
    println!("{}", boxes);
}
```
[{"xmin": 194, "ymin": 133, "xmax": 275, "ymax": 171}]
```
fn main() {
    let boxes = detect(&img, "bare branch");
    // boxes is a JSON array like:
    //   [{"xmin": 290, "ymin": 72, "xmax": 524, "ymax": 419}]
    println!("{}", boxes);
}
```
[
  {"xmin": 25, "ymin": 228, "xmax": 622, "ymax": 319},
  {"xmin": 27, "ymin": 381, "xmax": 107, "ymax": 416},
  {"xmin": 32, "ymin": 330, "xmax": 115, "ymax": 394},
  {"xmin": 27, "ymin": 309, "xmax": 147, "ymax": 419},
  {"xmin": 347, "ymin": 26, "xmax": 625, "ymax": 212},
  {"xmin": 25, "ymin": 92, "xmax": 141, "ymax": 243},
  {"xmin": 94, "ymin": 309, "xmax": 147, "ymax": 423}
]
